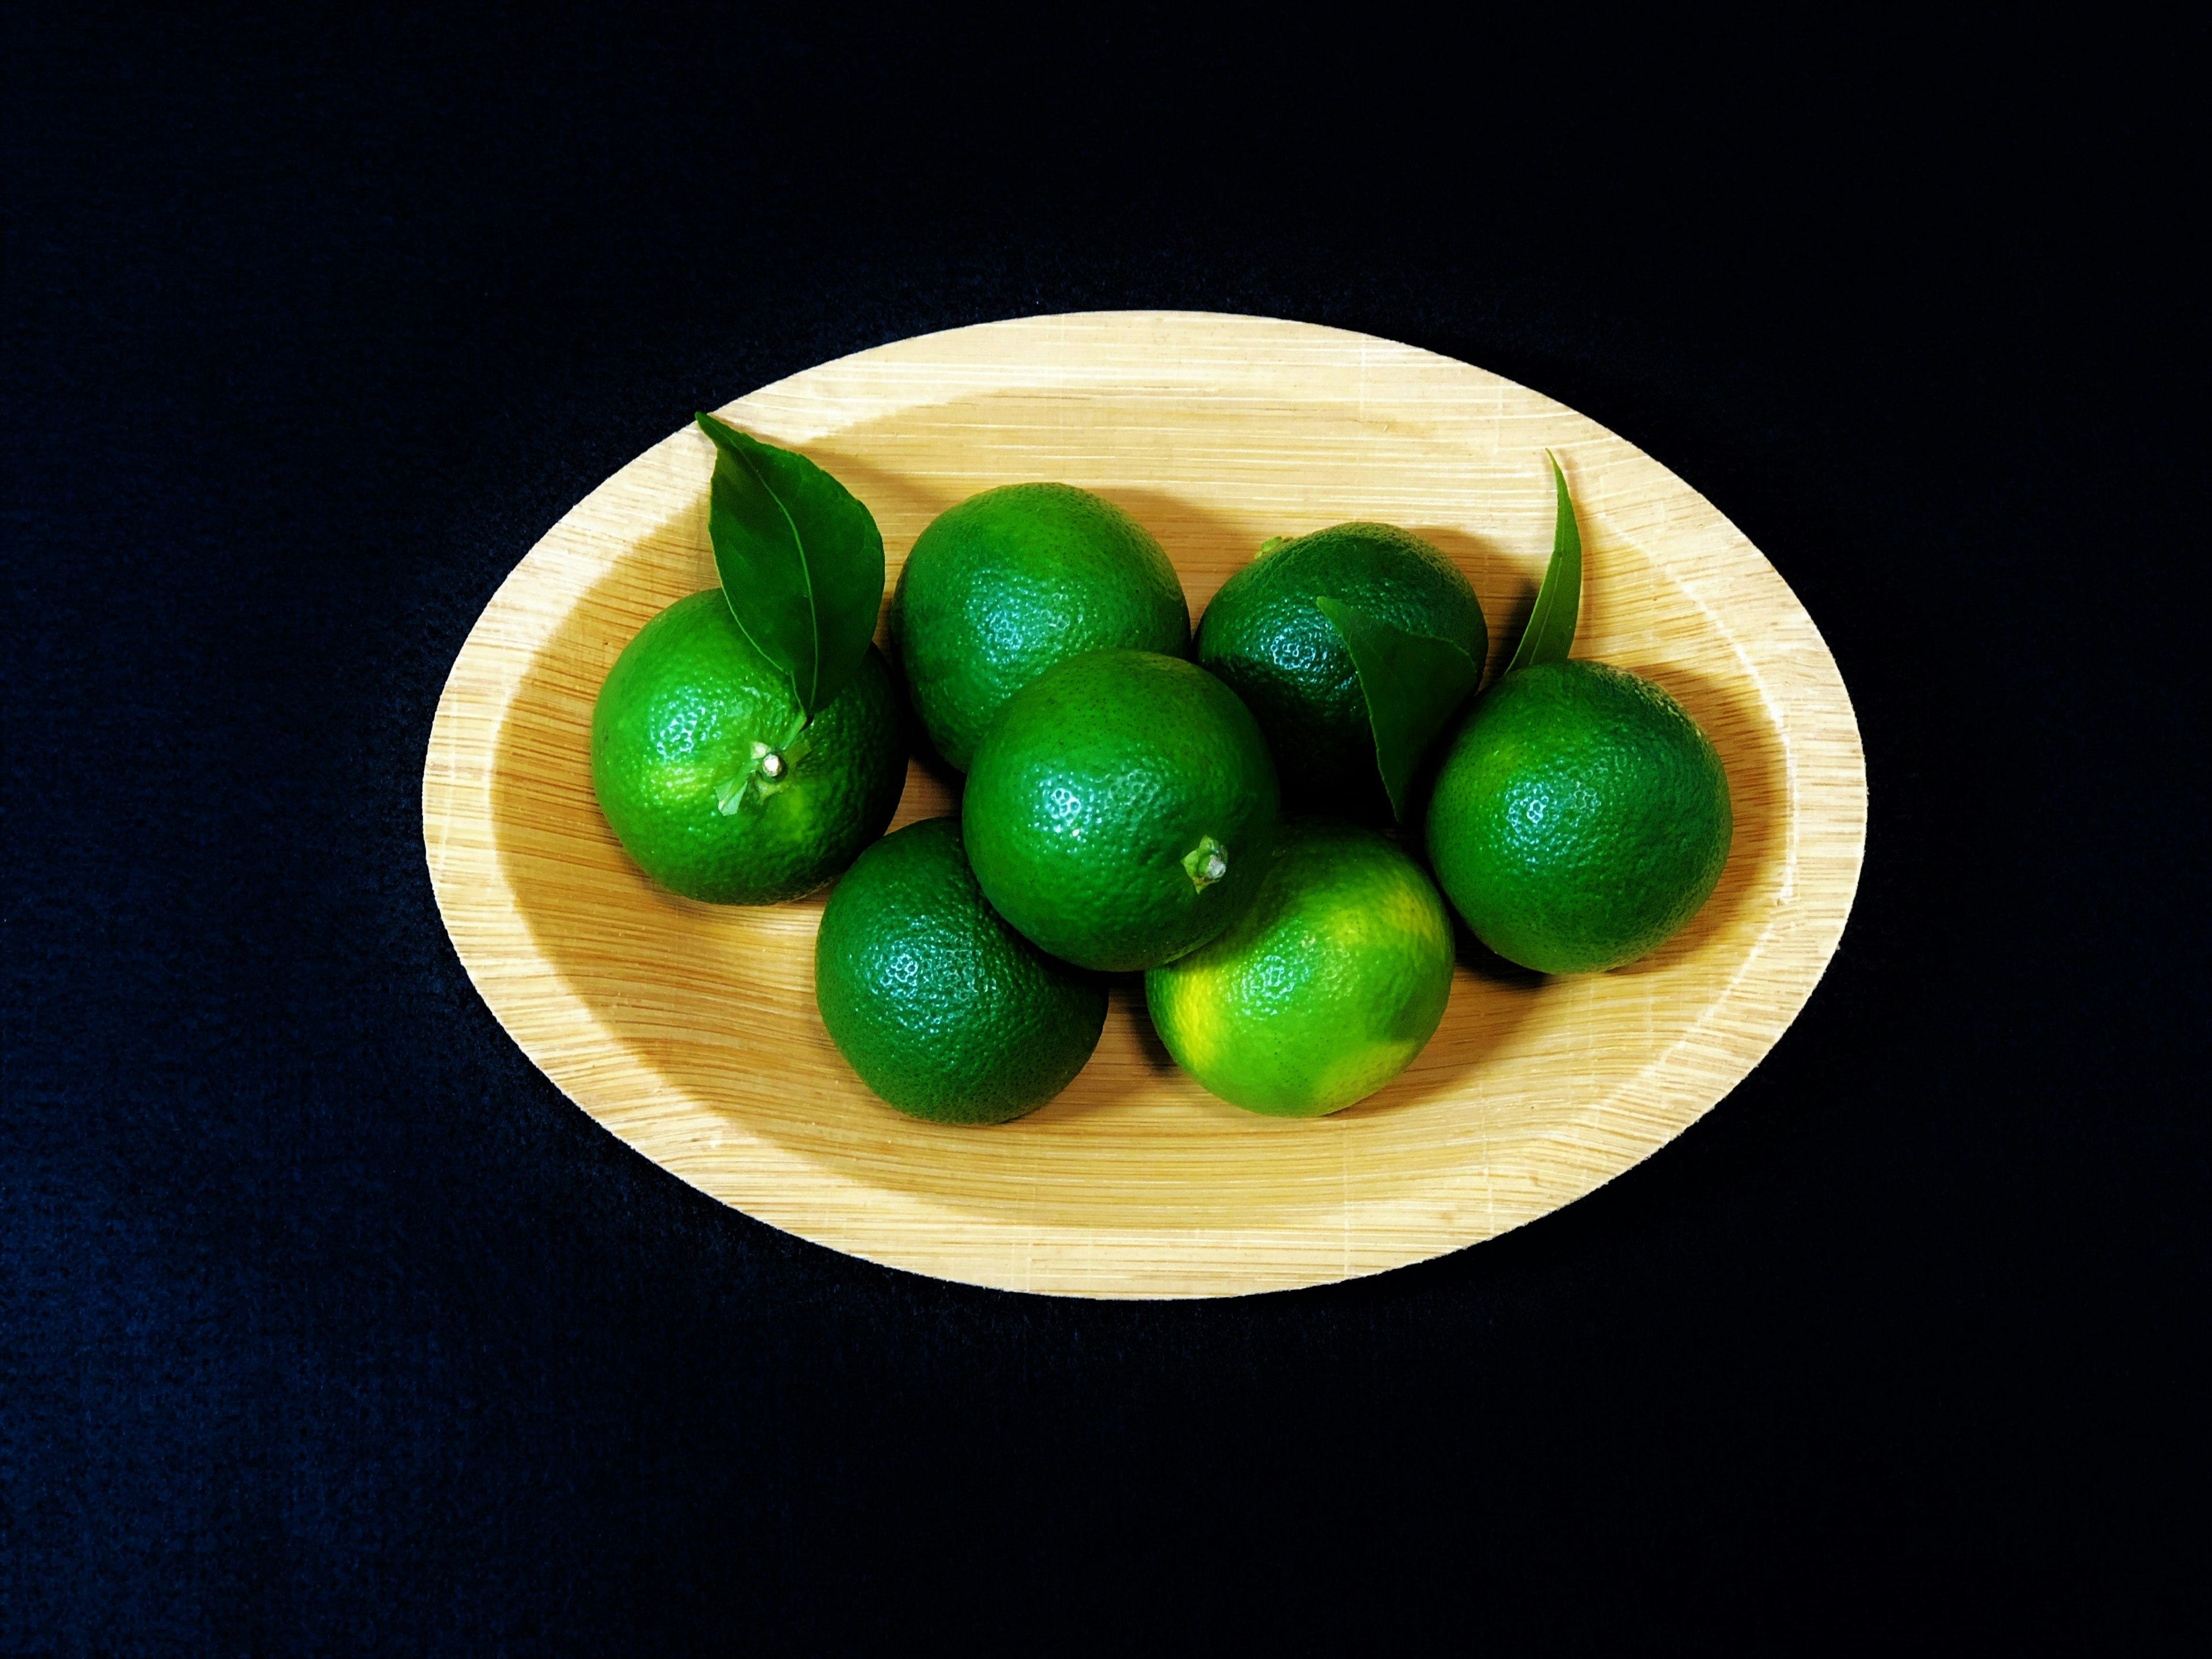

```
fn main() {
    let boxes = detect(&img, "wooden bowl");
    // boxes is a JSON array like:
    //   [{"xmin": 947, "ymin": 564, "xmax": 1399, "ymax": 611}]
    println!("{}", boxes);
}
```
[{"xmin": 423, "ymin": 312, "xmax": 1865, "ymax": 1298}]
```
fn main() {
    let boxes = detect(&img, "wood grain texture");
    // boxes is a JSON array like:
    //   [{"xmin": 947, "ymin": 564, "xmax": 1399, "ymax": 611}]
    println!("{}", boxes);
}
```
[{"xmin": 422, "ymin": 312, "xmax": 1866, "ymax": 1299}]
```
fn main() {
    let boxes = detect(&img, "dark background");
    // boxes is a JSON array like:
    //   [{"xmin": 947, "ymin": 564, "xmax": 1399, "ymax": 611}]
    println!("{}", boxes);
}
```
[{"xmin": 5, "ymin": 7, "xmax": 2202, "ymax": 1652}]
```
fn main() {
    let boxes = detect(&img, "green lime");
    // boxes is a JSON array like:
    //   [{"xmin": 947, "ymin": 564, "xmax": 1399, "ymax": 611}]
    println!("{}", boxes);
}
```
[
  {"xmin": 1196, "ymin": 522, "xmax": 1487, "ymax": 819},
  {"xmin": 963, "ymin": 650, "xmax": 1279, "ymax": 973},
  {"xmin": 1423, "ymin": 660, "xmax": 1732, "ymax": 974},
  {"xmin": 590, "ymin": 589, "xmax": 907, "ymax": 904},
  {"xmin": 1146, "ymin": 819, "xmax": 1456, "ymax": 1117},
  {"xmin": 888, "ymin": 482, "xmax": 1190, "ymax": 770},
  {"xmin": 815, "ymin": 817, "xmax": 1107, "ymax": 1124}
]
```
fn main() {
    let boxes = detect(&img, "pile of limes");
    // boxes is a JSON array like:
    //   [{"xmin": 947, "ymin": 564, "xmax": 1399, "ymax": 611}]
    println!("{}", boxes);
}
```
[{"xmin": 593, "ymin": 421, "xmax": 1732, "ymax": 1124}]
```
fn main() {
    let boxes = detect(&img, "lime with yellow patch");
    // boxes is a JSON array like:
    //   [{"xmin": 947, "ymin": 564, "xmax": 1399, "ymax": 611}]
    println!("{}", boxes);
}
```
[{"xmin": 1144, "ymin": 819, "xmax": 1456, "ymax": 1116}]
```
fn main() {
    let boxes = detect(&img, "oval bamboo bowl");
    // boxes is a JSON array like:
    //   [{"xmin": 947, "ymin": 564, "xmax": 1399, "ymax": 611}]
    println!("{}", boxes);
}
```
[{"xmin": 423, "ymin": 312, "xmax": 1866, "ymax": 1299}]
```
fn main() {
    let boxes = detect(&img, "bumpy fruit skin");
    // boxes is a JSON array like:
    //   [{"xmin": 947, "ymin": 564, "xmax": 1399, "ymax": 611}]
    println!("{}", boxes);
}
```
[
  {"xmin": 888, "ymin": 482, "xmax": 1190, "ymax": 770},
  {"xmin": 815, "ymin": 818, "xmax": 1107, "ymax": 1124},
  {"xmin": 1146, "ymin": 820, "xmax": 1456, "ymax": 1117},
  {"xmin": 1423, "ymin": 660, "xmax": 1733, "ymax": 974},
  {"xmin": 963, "ymin": 650, "xmax": 1281, "ymax": 974},
  {"xmin": 1196, "ymin": 522, "xmax": 1486, "ymax": 819},
  {"xmin": 590, "ymin": 590, "xmax": 907, "ymax": 904}
]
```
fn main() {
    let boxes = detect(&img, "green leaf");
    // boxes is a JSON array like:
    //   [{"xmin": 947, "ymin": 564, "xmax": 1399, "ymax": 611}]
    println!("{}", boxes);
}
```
[
  {"xmin": 1315, "ymin": 597, "xmax": 1484, "ymax": 823},
  {"xmin": 695, "ymin": 411, "xmax": 885, "ymax": 719},
  {"xmin": 1503, "ymin": 451, "xmax": 1583, "ymax": 676}
]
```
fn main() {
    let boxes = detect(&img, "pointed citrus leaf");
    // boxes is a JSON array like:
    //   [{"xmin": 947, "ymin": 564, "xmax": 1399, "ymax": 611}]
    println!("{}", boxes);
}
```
[
  {"xmin": 1315, "ymin": 596, "xmax": 1484, "ymax": 823},
  {"xmin": 695, "ymin": 411, "xmax": 885, "ymax": 718},
  {"xmin": 1503, "ymin": 451, "xmax": 1583, "ymax": 675}
]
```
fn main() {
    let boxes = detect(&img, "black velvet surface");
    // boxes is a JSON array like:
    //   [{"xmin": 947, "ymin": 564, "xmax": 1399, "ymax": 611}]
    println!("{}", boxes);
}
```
[{"xmin": 5, "ymin": 10, "xmax": 2200, "ymax": 1652}]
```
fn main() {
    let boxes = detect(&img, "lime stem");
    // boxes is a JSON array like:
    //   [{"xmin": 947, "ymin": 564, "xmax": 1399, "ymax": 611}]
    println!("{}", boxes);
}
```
[{"xmin": 1183, "ymin": 836, "xmax": 1230, "ymax": 892}]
